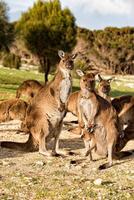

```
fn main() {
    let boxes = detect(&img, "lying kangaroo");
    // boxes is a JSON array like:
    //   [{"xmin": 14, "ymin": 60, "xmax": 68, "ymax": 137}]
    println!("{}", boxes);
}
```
[
  {"xmin": 0, "ymin": 98, "xmax": 28, "ymax": 122},
  {"xmin": 112, "ymin": 95, "xmax": 134, "ymax": 126},
  {"xmin": 76, "ymin": 69, "xmax": 121, "ymax": 169},
  {"xmin": 115, "ymin": 123, "xmax": 134, "ymax": 152},
  {"xmin": 16, "ymin": 80, "xmax": 43, "ymax": 102},
  {"xmin": 1, "ymin": 50, "xmax": 77, "ymax": 155}
]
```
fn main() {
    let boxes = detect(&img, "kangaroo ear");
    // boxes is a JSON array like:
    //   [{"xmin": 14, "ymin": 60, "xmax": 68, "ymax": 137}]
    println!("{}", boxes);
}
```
[
  {"xmin": 107, "ymin": 77, "xmax": 114, "ymax": 83},
  {"xmin": 58, "ymin": 50, "xmax": 65, "ymax": 59},
  {"xmin": 98, "ymin": 74, "xmax": 103, "ymax": 82},
  {"xmin": 72, "ymin": 53, "xmax": 77, "ymax": 59},
  {"xmin": 76, "ymin": 69, "xmax": 85, "ymax": 77}
]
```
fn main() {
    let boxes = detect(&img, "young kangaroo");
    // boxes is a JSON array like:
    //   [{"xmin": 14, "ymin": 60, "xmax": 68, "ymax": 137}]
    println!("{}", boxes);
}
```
[
  {"xmin": 76, "ymin": 69, "xmax": 121, "ymax": 169},
  {"xmin": 16, "ymin": 80, "xmax": 43, "ymax": 103},
  {"xmin": 1, "ymin": 50, "xmax": 77, "ymax": 155}
]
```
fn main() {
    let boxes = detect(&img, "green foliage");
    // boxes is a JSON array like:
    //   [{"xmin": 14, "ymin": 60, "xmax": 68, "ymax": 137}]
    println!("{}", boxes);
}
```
[
  {"xmin": 3, "ymin": 53, "xmax": 21, "ymax": 69},
  {"xmin": 16, "ymin": 0, "xmax": 77, "ymax": 72},
  {"xmin": 78, "ymin": 26, "xmax": 134, "ymax": 74},
  {"xmin": 0, "ymin": 1, "xmax": 14, "ymax": 51}
]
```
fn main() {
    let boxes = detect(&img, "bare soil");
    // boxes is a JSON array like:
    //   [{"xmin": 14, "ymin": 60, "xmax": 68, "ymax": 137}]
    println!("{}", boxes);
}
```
[{"xmin": 0, "ymin": 114, "xmax": 134, "ymax": 200}]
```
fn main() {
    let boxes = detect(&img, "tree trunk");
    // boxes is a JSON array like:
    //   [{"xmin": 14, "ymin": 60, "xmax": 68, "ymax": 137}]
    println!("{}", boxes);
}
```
[
  {"xmin": 39, "ymin": 56, "xmax": 51, "ymax": 84},
  {"xmin": 45, "ymin": 57, "xmax": 50, "ymax": 83}
]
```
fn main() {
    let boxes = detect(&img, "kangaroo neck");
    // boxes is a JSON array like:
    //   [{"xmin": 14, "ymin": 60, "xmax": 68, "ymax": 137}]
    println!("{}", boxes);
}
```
[
  {"xmin": 50, "ymin": 66, "xmax": 72, "ymax": 104},
  {"xmin": 81, "ymin": 88, "xmax": 95, "ymax": 99}
]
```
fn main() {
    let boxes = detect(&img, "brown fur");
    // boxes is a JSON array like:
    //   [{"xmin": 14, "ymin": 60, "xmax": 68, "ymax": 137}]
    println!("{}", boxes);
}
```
[
  {"xmin": 76, "ymin": 70, "xmax": 121, "ymax": 169},
  {"xmin": 66, "ymin": 74, "xmax": 113, "ymax": 116},
  {"xmin": 66, "ymin": 91, "xmax": 79, "ymax": 116},
  {"xmin": 0, "ymin": 98, "xmax": 28, "ymax": 122},
  {"xmin": 112, "ymin": 95, "xmax": 134, "ymax": 126},
  {"xmin": 1, "ymin": 50, "xmax": 77, "ymax": 156},
  {"xmin": 115, "ymin": 123, "xmax": 134, "ymax": 152},
  {"xmin": 97, "ymin": 75, "xmax": 134, "ymax": 127},
  {"xmin": 97, "ymin": 74, "xmax": 113, "ymax": 102},
  {"xmin": 16, "ymin": 80, "xmax": 43, "ymax": 102}
]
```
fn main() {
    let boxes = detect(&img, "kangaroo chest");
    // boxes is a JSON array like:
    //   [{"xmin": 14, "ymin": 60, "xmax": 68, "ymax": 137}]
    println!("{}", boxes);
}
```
[
  {"xmin": 79, "ymin": 97, "xmax": 95, "ymax": 121},
  {"xmin": 48, "ymin": 74, "xmax": 71, "ymax": 126},
  {"xmin": 60, "ymin": 76, "xmax": 71, "ymax": 103}
]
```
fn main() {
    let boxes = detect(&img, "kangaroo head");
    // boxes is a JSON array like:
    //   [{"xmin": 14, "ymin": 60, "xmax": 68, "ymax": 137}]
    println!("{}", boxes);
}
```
[
  {"xmin": 58, "ymin": 50, "xmax": 77, "ymax": 71},
  {"xmin": 76, "ymin": 69, "xmax": 96, "ymax": 91},
  {"xmin": 98, "ymin": 74, "xmax": 113, "ymax": 95}
]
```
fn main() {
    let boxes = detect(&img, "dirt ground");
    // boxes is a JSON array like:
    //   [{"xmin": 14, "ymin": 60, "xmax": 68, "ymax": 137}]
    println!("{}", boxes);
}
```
[{"xmin": 0, "ymin": 114, "xmax": 134, "ymax": 200}]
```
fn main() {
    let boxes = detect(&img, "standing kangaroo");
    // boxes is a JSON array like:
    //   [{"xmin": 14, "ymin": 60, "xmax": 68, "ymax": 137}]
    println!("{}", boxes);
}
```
[
  {"xmin": 97, "ymin": 74, "xmax": 113, "ymax": 102},
  {"xmin": 66, "ymin": 74, "xmax": 113, "ymax": 116},
  {"xmin": 76, "ymin": 70, "xmax": 121, "ymax": 169},
  {"xmin": 1, "ymin": 50, "xmax": 77, "ymax": 156}
]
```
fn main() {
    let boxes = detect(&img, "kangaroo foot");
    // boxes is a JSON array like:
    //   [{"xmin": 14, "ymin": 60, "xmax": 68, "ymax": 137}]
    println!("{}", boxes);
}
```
[{"xmin": 39, "ymin": 150, "xmax": 52, "ymax": 157}]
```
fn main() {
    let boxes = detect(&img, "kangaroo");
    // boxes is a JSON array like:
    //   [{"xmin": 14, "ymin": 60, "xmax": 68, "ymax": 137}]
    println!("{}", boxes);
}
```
[
  {"xmin": 16, "ymin": 80, "xmax": 43, "ymax": 103},
  {"xmin": 97, "ymin": 74, "xmax": 113, "ymax": 102},
  {"xmin": 66, "ymin": 91, "xmax": 79, "ymax": 116},
  {"xmin": 97, "ymin": 75, "xmax": 134, "ymax": 128},
  {"xmin": 66, "ymin": 74, "xmax": 113, "ymax": 116},
  {"xmin": 0, "ymin": 99, "xmax": 28, "ymax": 122},
  {"xmin": 76, "ymin": 69, "xmax": 121, "ymax": 169},
  {"xmin": 115, "ymin": 123, "xmax": 134, "ymax": 152},
  {"xmin": 1, "ymin": 50, "xmax": 77, "ymax": 155},
  {"xmin": 112, "ymin": 95, "xmax": 134, "ymax": 127},
  {"xmin": 81, "ymin": 123, "xmax": 134, "ymax": 161}
]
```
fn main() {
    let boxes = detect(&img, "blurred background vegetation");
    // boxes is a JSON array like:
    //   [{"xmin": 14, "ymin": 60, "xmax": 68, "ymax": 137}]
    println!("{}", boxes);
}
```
[
  {"xmin": 0, "ymin": 0, "xmax": 134, "ymax": 77},
  {"xmin": 0, "ymin": 0, "xmax": 134, "ymax": 100}
]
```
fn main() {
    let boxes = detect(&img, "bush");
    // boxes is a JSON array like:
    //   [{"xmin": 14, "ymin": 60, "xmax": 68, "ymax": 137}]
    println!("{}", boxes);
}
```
[{"xmin": 3, "ymin": 53, "xmax": 21, "ymax": 69}]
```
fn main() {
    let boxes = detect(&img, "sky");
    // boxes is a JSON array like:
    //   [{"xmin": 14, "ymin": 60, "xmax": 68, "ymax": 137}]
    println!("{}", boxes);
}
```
[{"xmin": 4, "ymin": 0, "xmax": 134, "ymax": 30}]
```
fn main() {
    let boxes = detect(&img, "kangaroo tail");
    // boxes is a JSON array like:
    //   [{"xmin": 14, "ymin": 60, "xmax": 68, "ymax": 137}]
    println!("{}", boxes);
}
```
[{"xmin": 0, "ymin": 134, "xmax": 38, "ymax": 152}]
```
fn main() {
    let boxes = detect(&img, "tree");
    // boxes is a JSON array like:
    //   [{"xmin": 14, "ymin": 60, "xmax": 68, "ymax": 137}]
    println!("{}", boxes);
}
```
[
  {"xmin": 0, "ymin": 1, "xmax": 14, "ymax": 52},
  {"xmin": 16, "ymin": 0, "xmax": 77, "ymax": 83}
]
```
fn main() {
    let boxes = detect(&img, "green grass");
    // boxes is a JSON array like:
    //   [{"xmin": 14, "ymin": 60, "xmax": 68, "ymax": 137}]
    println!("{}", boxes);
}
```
[
  {"xmin": 0, "ymin": 67, "xmax": 134, "ymax": 100},
  {"xmin": 0, "ymin": 67, "xmax": 44, "ymax": 99}
]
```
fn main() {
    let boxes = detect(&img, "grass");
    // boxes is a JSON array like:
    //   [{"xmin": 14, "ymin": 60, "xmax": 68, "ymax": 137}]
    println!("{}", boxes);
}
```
[{"xmin": 0, "ymin": 67, "xmax": 134, "ymax": 100}]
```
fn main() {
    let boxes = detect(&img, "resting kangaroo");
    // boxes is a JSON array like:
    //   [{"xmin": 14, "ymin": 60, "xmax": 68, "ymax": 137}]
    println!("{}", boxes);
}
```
[
  {"xmin": 0, "ymin": 99, "xmax": 28, "ymax": 122},
  {"xmin": 112, "ymin": 95, "xmax": 134, "ymax": 127},
  {"xmin": 1, "ymin": 50, "xmax": 77, "ymax": 155},
  {"xmin": 76, "ymin": 69, "xmax": 121, "ymax": 169},
  {"xmin": 16, "ymin": 80, "xmax": 43, "ymax": 103}
]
